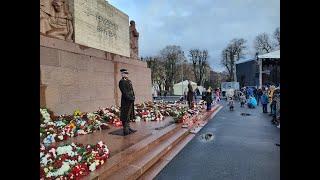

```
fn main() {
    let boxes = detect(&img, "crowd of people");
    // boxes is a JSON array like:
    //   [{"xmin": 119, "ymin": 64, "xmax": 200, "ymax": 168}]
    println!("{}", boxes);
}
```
[
  {"xmin": 179, "ymin": 80, "xmax": 222, "ymax": 112},
  {"xmin": 234, "ymin": 85, "xmax": 280, "ymax": 128},
  {"xmin": 176, "ymin": 81, "xmax": 280, "ymax": 129}
]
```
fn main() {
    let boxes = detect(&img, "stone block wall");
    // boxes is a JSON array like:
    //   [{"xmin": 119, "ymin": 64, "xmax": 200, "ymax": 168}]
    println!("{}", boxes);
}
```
[{"xmin": 40, "ymin": 35, "xmax": 152, "ymax": 115}]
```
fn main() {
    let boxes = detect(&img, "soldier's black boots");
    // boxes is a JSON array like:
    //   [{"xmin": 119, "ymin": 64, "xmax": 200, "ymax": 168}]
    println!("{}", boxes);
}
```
[
  {"xmin": 129, "ymin": 127, "xmax": 137, "ymax": 133},
  {"xmin": 122, "ymin": 121, "xmax": 137, "ymax": 136}
]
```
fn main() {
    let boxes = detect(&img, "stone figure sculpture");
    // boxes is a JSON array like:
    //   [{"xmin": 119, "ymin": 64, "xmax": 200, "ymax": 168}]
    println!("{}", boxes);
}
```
[
  {"xmin": 129, "ymin": 20, "xmax": 139, "ymax": 59},
  {"xmin": 40, "ymin": 0, "xmax": 74, "ymax": 41}
]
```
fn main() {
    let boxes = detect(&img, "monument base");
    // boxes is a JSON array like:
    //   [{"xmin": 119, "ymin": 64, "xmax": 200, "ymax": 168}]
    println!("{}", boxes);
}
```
[
  {"xmin": 40, "ymin": 84, "xmax": 47, "ymax": 108},
  {"xmin": 40, "ymin": 35, "xmax": 152, "ymax": 115}
]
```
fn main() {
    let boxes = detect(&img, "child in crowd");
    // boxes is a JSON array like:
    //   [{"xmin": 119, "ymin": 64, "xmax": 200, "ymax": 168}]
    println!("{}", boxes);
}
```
[
  {"xmin": 240, "ymin": 93, "xmax": 246, "ymax": 107},
  {"xmin": 247, "ymin": 96, "xmax": 257, "ymax": 109},
  {"xmin": 228, "ymin": 96, "xmax": 234, "ymax": 111}
]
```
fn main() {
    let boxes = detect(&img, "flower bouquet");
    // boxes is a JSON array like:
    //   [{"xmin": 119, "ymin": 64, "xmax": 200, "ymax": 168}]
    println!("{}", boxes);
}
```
[{"xmin": 40, "ymin": 141, "xmax": 110, "ymax": 179}]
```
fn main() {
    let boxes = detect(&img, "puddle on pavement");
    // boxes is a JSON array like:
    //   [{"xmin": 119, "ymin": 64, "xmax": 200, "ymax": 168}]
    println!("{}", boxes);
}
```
[
  {"xmin": 199, "ymin": 132, "xmax": 215, "ymax": 142},
  {"xmin": 240, "ymin": 113, "xmax": 251, "ymax": 116}
]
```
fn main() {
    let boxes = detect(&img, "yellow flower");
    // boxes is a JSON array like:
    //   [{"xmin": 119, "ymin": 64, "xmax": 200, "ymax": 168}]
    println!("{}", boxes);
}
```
[
  {"xmin": 70, "ymin": 122, "xmax": 76, "ymax": 129},
  {"xmin": 74, "ymin": 110, "xmax": 81, "ymax": 117}
]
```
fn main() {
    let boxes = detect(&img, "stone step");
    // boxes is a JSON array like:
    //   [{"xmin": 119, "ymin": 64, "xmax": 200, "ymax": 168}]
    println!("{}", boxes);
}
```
[
  {"xmin": 85, "ymin": 105, "xmax": 223, "ymax": 180},
  {"xmin": 138, "ymin": 134, "xmax": 195, "ymax": 180},
  {"xmin": 186, "ymin": 105, "xmax": 221, "ymax": 131},
  {"xmin": 104, "ymin": 128, "xmax": 190, "ymax": 180},
  {"xmin": 85, "ymin": 123, "xmax": 182, "ymax": 180},
  {"xmin": 139, "ymin": 105, "xmax": 223, "ymax": 179}
]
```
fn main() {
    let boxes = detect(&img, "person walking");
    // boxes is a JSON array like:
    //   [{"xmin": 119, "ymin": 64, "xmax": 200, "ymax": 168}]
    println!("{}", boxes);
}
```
[
  {"xmin": 261, "ymin": 91, "xmax": 269, "ymax": 113},
  {"xmin": 205, "ymin": 88, "xmax": 213, "ymax": 111},
  {"xmin": 271, "ymin": 88, "xmax": 280, "ymax": 125},
  {"xmin": 268, "ymin": 85, "xmax": 276, "ymax": 116},
  {"xmin": 187, "ymin": 80, "xmax": 194, "ymax": 109},
  {"xmin": 257, "ymin": 88, "xmax": 263, "ymax": 106},
  {"xmin": 119, "ymin": 69, "xmax": 137, "ymax": 135},
  {"xmin": 253, "ymin": 87, "xmax": 258, "ymax": 105},
  {"xmin": 215, "ymin": 88, "xmax": 221, "ymax": 102}
]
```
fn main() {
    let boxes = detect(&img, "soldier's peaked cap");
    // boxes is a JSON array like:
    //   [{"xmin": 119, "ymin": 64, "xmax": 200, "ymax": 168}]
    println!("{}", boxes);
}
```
[{"xmin": 120, "ymin": 69, "xmax": 129, "ymax": 74}]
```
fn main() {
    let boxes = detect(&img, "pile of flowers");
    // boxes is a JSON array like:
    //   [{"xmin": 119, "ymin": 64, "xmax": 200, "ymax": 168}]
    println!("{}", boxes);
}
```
[
  {"xmin": 134, "ymin": 101, "xmax": 164, "ymax": 121},
  {"xmin": 40, "ymin": 101, "xmax": 206, "ymax": 145},
  {"xmin": 40, "ymin": 109, "xmax": 110, "ymax": 145},
  {"xmin": 40, "ymin": 141, "xmax": 110, "ymax": 179},
  {"xmin": 97, "ymin": 106, "xmax": 122, "ymax": 127}
]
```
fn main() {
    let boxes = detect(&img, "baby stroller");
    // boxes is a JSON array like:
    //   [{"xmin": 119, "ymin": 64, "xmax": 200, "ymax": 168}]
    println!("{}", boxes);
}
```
[{"xmin": 228, "ymin": 96, "xmax": 234, "ymax": 111}]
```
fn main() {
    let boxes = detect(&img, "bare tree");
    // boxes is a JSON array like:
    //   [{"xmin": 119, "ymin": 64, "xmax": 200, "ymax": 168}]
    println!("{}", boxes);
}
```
[
  {"xmin": 160, "ymin": 45, "xmax": 185, "ymax": 95},
  {"xmin": 183, "ymin": 63, "xmax": 196, "ymax": 82},
  {"xmin": 188, "ymin": 49, "xmax": 210, "ymax": 86},
  {"xmin": 220, "ymin": 38, "xmax": 247, "ymax": 81},
  {"xmin": 254, "ymin": 33, "xmax": 273, "ymax": 54},
  {"xmin": 210, "ymin": 70, "xmax": 229, "ymax": 89},
  {"xmin": 273, "ymin": 27, "xmax": 280, "ymax": 46},
  {"xmin": 145, "ymin": 56, "xmax": 166, "ymax": 94}
]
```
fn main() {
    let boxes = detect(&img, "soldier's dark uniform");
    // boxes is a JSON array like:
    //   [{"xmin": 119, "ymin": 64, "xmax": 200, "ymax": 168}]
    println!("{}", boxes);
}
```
[{"xmin": 119, "ymin": 69, "xmax": 136, "ymax": 135}]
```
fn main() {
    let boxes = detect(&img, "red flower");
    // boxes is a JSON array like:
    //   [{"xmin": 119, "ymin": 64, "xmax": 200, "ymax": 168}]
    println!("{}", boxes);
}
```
[{"xmin": 63, "ymin": 135, "xmax": 68, "ymax": 140}]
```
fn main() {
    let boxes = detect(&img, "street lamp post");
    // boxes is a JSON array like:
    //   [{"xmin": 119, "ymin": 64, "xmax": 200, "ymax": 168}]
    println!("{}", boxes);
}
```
[
  {"xmin": 255, "ymin": 53, "xmax": 263, "ymax": 89},
  {"xmin": 181, "ymin": 51, "xmax": 186, "ymax": 97},
  {"xmin": 234, "ymin": 54, "xmax": 238, "ymax": 82}
]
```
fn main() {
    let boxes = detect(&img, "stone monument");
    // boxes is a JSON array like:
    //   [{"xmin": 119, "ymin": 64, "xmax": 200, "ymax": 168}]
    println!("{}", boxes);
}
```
[
  {"xmin": 40, "ymin": 69, "xmax": 47, "ymax": 108},
  {"xmin": 40, "ymin": 0, "xmax": 152, "ymax": 115},
  {"xmin": 40, "ymin": 0, "xmax": 74, "ymax": 41},
  {"xmin": 68, "ymin": 0, "xmax": 130, "ymax": 57}
]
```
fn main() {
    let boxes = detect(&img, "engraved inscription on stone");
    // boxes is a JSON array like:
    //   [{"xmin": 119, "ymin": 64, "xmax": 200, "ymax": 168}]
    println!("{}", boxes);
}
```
[{"xmin": 70, "ymin": 0, "xmax": 130, "ymax": 57}]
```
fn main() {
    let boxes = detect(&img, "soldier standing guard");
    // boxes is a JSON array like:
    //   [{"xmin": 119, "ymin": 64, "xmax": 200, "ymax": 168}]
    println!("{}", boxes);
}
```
[{"xmin": 119, "ymin": 69, "xmax": 137, "ymax": 135}]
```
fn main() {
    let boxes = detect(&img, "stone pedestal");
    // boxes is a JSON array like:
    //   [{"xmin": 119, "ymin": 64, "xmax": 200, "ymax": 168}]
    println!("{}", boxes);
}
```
[
  {"xmin": 40, "ymin": 84, "xmax": 47, "ymax": 108},
  {"xmin": 40, "ymin": 35, "xmax": 152, "ymax": 115}
]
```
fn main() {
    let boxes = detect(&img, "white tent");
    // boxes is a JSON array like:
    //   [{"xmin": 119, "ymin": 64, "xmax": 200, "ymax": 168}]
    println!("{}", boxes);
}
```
[
  {"xmin": 258, "ymin": 50, "xmax": 280, "ymax": 59},
  {"xmin": 173, "ymin": 80, "xmax": 197, "ymax": 95}
]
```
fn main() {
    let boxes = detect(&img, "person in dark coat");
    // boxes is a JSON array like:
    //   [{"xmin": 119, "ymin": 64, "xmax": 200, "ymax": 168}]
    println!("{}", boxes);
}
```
[
  {"xmin": 119, "ymin": 69, "xmax": 137, "ymax": 135},
  {"xmin": 257, "ymin": 88, "xmax": 263, "ymax": 106},
  {"xmin": 187, "ymin": 80, "xmax": 194, "ymax": 108},
  {"xmin": 253, "ymin": 87, "xmax": 258, "ymax": 105},
  {"xmin": 261, "ymin": 91, "xmax": 269, "ymax": 113},
  {"xmin": 205, "ymin": 88, "xmax": 213, "ymax": 111}
]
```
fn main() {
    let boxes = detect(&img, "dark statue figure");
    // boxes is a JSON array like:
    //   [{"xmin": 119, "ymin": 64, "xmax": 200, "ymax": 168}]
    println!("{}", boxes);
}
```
[{"xmin": 129, "ymin": 20, "xmax": 139, "ymax": 59}]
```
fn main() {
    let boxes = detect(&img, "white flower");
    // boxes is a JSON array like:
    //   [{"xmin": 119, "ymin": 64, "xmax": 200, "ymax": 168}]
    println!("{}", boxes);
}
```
[
  {"xmin": 46, "ymin": 162, "xmax": 70, "ymax": 178},
  {"xmin": 89, "ymin": 163, "xmax": 96, "ymax": 171},
  {"xmin": 67, "ymin": 159, "xmax": 77, "ymax": 166},
  {"xmin": 58, "ymin": 135, "xmax": 63, "ymax": 140},
  {"xmin": 40, "ymin": 154, "xmax": 50, "ymax": 166},
  {"xmin": 56, "ymin": 145, "xmax": 76, "ymax": 157},
  {"xmin": 135, "ymin": 116, "xmax": 141, "ymax": 122},
  {"xmin": 43, "ymin": 168, "xmax": 48, "ymax": 173},
  {"xmin": 78, "ymin": 156, "xmax": 82, "ymax": 162},
  {"xmin": 77, "ymin": 129, "xmax": 87, "ymax": 135},
  {"xmin": 49, "ymin": 148, "xmax": 57, "ymax": 158},
  {"xmin": 98, "ymin": 141, "xmax": 103, "ymax": 147}
]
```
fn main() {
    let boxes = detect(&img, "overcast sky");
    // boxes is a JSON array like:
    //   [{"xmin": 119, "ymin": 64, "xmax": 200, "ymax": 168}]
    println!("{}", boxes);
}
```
[{"xmin": 107, "ymin": 0, "xmax": 279, "ymax": 72}]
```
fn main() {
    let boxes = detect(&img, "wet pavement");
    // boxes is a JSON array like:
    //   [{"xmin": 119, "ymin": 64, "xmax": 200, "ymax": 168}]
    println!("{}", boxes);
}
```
[{"xmin": 155, "ymin": 100, "xmax": 280, "ymax": 180}]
